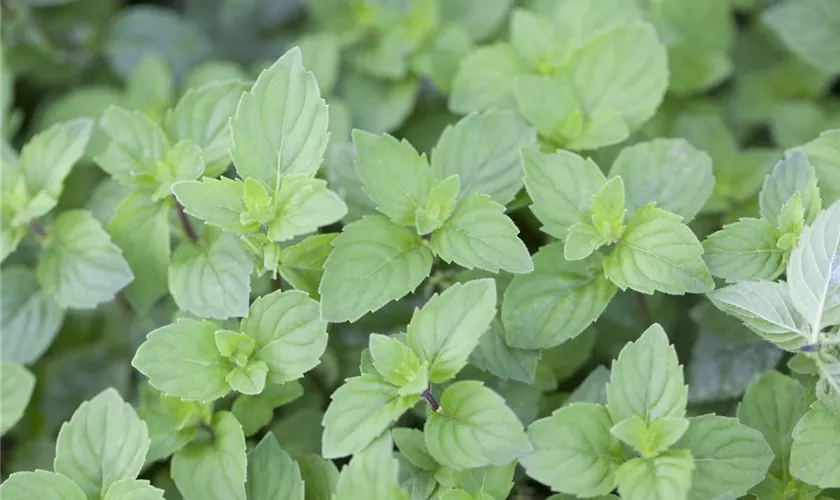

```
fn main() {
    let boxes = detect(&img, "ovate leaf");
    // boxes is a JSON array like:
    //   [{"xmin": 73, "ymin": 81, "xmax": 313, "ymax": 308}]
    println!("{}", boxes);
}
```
[
  {"xmin": 94, "ymin": 107, "xmax": 169, "ymax": 187},
  {"xmin": 267, "ymin": 175, "xmax": 347, "ymax": 242},
  {"xmin": 172, "ymin": 178, "xmax": 250, "ymax": 233},
  {"xmin": 278, "ymin": 233, "xmax": 336, "ymax": 298},
  {"xmin": 615, "ymin": 450, "xmax": 694, "ymax": 500},
  {"xmin": 703, "ymin": 218, "xmax": 785, "ymax": 282},
  {"xmin": 334, "ymin": 432, "xmax": 408, "ymax": 500},
  {"xmin": 393, "ymin": 428, "xmax": 438, "ymax": 471},
  {"xmin": 790, "ymin": 401, "xmax": 840, "ymax": 488},
  {"xmin": 0, "ymin": 470, "xmax": 87, "ymax": 500},
  {"xmin": 759, "ymin": 150, "xmax": 821, "ymax": 227},
  {"xmin": 0, "ymin": 362, "xmax": 35, "ymax": 435},
  {"xmin": 0, "ymin": 266, "xmax": 63, "ymax": 365},
  {"xmin": 246, "ymin": 434, "xmax": 304, "ymax": 500},
  {"xmin": 369, "ymin": 334, "xmax": 427, "ymax": 396}
]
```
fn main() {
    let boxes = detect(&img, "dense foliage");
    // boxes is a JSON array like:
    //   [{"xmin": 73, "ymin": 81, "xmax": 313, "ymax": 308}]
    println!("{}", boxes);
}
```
[{"xmin": 2, "ymin": 0, "xmax": 840, "ymax": 499}]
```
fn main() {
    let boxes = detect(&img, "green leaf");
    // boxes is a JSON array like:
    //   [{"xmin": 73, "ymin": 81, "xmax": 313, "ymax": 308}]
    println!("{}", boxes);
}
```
[
  {"xmin": 415, "ymin": 175, "xmax": 460, "ymax": 235},
  {"xmin": 509, "ymin": 8, "xmax": 564, "ymax": 72},
  {"xmin": 707, "ymin": 280, "xmax": 809, "ymax": 351},
  {"xmin": 0, "ymin": 470, "xmax": 87, "ymax": 500},
  {"xmin": 566, "ymin": 176, "xmax": 626, "ymax": 260},
  {"xmin": 520, "ymin": 402, "xmax": 622, "ymax": 497},
  {"xmin": 431, "ymin": 194, "xmax": 533, "ymax": 274},
  {"xmin": 787, "ymin": 201, "xmax": 840, "ymax": 334},
  {"xmin": 0, "ymin": 266, "xmax": 64, "ymax": 365},
  {"xmin": 0, "ymin": 362, "xmax": 35, "ymax": 435},
  {"xmin": 501, "ymin": 243, "xmax": 616, "ymax": 349},
  {"xmin": 759, "ymin": 150, "xmax": 821, "ymax": 227},
  {"xmin": 351, "ymin": 129, "xmax": 433, "ymax": 226},
  {"xmin": 125, "ymin": 53, "xmax": 172, "ymax": 120},
  {"xmin": 334, "ymin": 432, "xmax": 408, "ymax": 500},
  {"xmin": 803, "ymin": 129, "xmax": 840, "ymax": 205},
  {"xmin": 168, "ymin": 231, "xmax": 251, "ymax": 320},
  {"xmin": 298, "ymin": 32, "xmax": 340, "ymax": 96},
  {"xmin": 278, "ymin": 233, "xmax": 336, "ymax": 298},
  {"xmin": 451, "ymin": 462, "xmax": 516, "ymax": 500},
  {"xmin": 407, "ymin": 279, "xmax": 497, "ymax": 383},
  {"xmin": 393, "ymin": 428, "xmax": 438, "ymax": 471},
  {"xmin": 242, "ymin": 289, "xmax": 328, "ymax": 384},
  {"xmin": 37, "ymin": 209, "xmax": 134, "ymax": 309},
  {"xmin": 703, "ymin": 218, "xmax": 785, "ymax": 282},
  {"xmin": 102, "ymin": 479, "xmax": 165, "ymax": 500},
  {"xmin": 607, "ymin": 324, "xmax": 688, "ymax": 424},
  {"xmin": 608, "ymin": 139, "xmax": 714, "ymax": 222},
  {"xmin": 246, "ymin": 434, "xmax": 304, "ymax": 500},
  {"xmin": 430, "ymin": 110, "xmax": 537, "ymax": 205},
  {"xmin": 676, "ymin": 415, "xmax": 774, "ymax": 500},
  {"xmin": 603, "ymin": 204, "xmax": 714, "ymax": 295},
  {"xmin": 424, "ymin": 381, "xmax": 531, "ymax": 470},
  {"xmin": 54, "ymin": 388, "xmax": 150, "ymax": 498},
  {"xmin": 132, "ymin": 318, "xmax": 231, "ymax": 402},
  {"xmin": 763, "ymin": 0, "xmax": 840, "ymax": 74},
  {"xmin": 616, "ymin": 449, "xmax": 694, "ymax": 500},
  {"xmin": 791, "ymin": 401, "xmax": 840, "ymax": 488},
  {"xmin": 172, "ymin": 178, "xmax": 251, "ymax": 233},
  {"xmin": 297, "ymin": 455, "xmax": 339, "ymax": 500},
  {"xmin": 230, "ymin": 47, "xmax": 328, "ymax": 187},
  {"xmin": 568, "ymin": 365, "xmax": 610, "ymax": 406},
  {"xmin": 94, "ymin": 106, "xmax": 169, "ymax": 188},
  {"xmin": 226, "ymin": 362, "xmax": 268, "ymax": 395},
  {"xmin": 322, "ymin": 374, "xmax": 418, "ymax": 459},
  {"xmin": 231, "ymin": 382, "xmax": 303, "ymax": 437},
  {"xmin": 513, "ymin": 75, "xmax": 587, "ymax": 149},
  {"xmin": 340, "ymin": 72, "xmax": 418, "ymax": 134},
  {"xmin": 369, "ymin": 334, "xmax": 428, "ymax": 396},
  {"xmin": 171, "ymin": 411, "xmax": 247, "ymax": 500},
  {"xmin": 319, "ymin": 216, "xmax": 433, "ymax": 323},
  {"xmin": 449, "ymin": 43, "xmax": 525, "ymax": 114},
  {"xmin": 470, "ymin": 317, "xmax": 540, "ymax": 384},
  {"xmin": 107, "ymin": 193, "xmax": 170, "ymax": 313},
  {"xmin": 522, "ymin": 148, "xmax": 606, "ymax": 240},
  {"xmin": 611, "ymin": 416, "xmax": 690, "ymax": 458},
  {"xmin": 267, "ymin": 175, "xmax": 347, "ymax": 242}
]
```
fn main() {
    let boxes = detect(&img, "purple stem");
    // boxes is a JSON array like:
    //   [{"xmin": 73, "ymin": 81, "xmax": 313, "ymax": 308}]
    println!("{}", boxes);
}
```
[{"xmin": 422, "ymin": 387, "xmax": 440, "ymax": 412}]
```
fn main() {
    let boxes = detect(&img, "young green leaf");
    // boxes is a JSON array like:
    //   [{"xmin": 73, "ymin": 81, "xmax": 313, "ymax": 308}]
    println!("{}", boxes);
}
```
[
  {"xmin": 94, "ymin": 106, "xmax": 170, "ymax": 188},
  {"xmin": 0, "ymin": 266, "xmax": 64, "ymax": 365},
  {"xmin": 430, "ymin": 194, "xmax": 533, "ymax": 274},
  {"xmin": 278, "ymin": 233, "xmax": 336, "ymax": 298},
  {"xmin": 267, "ymin": 175, "xmax": 347, "ymax": 242},
  {"xmin": 603, "ymin": 204, "xmax": 714, "ymax": 295},
  {"xmin": 608, "ymin": 138, "xmax": 714, "ymax": 222},
  {"xmin": 102, "ymin": 479, "xmax": 165, "ymax": 500},
  {"xmin": 703, "ymin": 218, "xmax": 785, "ymax": 282},
  {"xmin": 0, "ymin": 362, "xmax": 35, "ymax": 435},
  {"xmin": 616, "ymin": 449, "xmax": 694, "ymax": 500},
  {"xmin": 149, "ymin": 140, "xmax": 206, "ymax": 200},
  {"xmin": 132, "ymin": 318, "xmax": 232, "ymax": 402},
  {"xmin": 333, "ymin": 432, "xmax": 409, "ymax": 500},
  {"xmin": 393, "ymin": 428, "xmax": 438, "ymax": 472},
  {"xmin": 168, "ymin": 231, "xmax": 251, "ymax": 320},
  {"xmin": 415, "ymin": 175, "xmax": 460, "ymax": 235},
  {"xmin": 470, "ymin": 317, "xmax": 541, "ymax": 384},
  {"xmin": 451, "ymin": 462, "xmax": 516, "ymax": 500},
  {"xmin": 322, "ymin": 374, "xmax": 418, "ymax": 459},
  {"xmin": 171, "ymin": 411, "xmax": 247, "ymax": 500},
  {"xmin": 0, "ymin": 470, "xmax": 87, "ymax": 500},
  {"xmin": 54, "ymin": 388, "xmax": 150, "ymax": 498},
  {"xmin": 369, "ymin": 334, "xmax": 428, "ymax": 396},
  {"xmin": 241, "ymin": 289, "xmax": 329, "ymax": 384},
  {"xmin": 320, "ymin": 216, "xmax": 433, "ymax": 323},
  {"xmin": 226, "ymin": 361, "xmax": 268, "ymax": 395},
  {"xmin": 675, "ymin": 415, "xmax": 774, "ymax": 500},
  {"xmin": 36, "ymin": 209, "xmax": 134, "ymax": 309},
  {"xmin": 607, "ymin": 324, "xmax": 688, "ymax": 424},
  {"xmin": 230, "ymin": 47, "xmax": 328, "ymax": 186},
  {"xmin": 246, "ymin": 433, "xmax": 304, "ymax": 500},
  {"xmin": 502, "ymin": 243, "xmax": 617, "ymax": 349},
  {"xmin": 759, "ymin": 150, "xmax": 821, "ymax": 227},
  {"xmin": 172, "ymin": 178, "xmax": 252, "ymax": 233},
  {"xmin": 509, "ymin": 8, "xmax": 564, "ymax": 73},
  {"xmin": 449, "ymin": 43, "xmax": 526, "ymax": 114},
  {"xmin": 407, "ymin": 279, "xmax": 497, "ymax": 383},
  {"xmin": 520, "ymin": 402, "xmax": 622, "ymax": 497},
  {"xmin": 430, "ymin": 109, "xmax": 537, "ymax": 205},
  {"xmin": 425, "ymin": 381, "xmax": 532, "ymax": 470},
  {"xmin": 513, "ymin": 75, "xmax": 587, "ymax": 149},
  {"xmin": 611, "ymin": 416, "xmax": 690, "ymax": 458}
]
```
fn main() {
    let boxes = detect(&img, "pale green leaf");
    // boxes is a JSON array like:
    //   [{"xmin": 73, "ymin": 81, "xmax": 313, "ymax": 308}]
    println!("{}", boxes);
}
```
[
  {"xmin": 54, "ymin": 388, "xmax": 150, "ymax": 498},
  {"xmin": 125, "ymin": 53, "xmax": 172, "ymax": 119},
  {"xmin": 510, "ymin": 8, "xmax": 564, "ymax": 72},
  {"xmin": 319, "ymin": 216, "xmax": 433, "ymax": 323},
  {"xmin": 334, "ymin": 432, "xmax": 408, "ymax": 500},
  {"xmin": 132, "ymin": 318, "xmax": 231, "ymax": 402},
  {"xmin": 803, "ymin": 129, "xmax": 840, "ymax": 204},
  {"xmin": 611, "ymin": 416, "xmax": 689, "ymax": 458},
  {"xmin": 763, "ymin": 0, "xmax": 840, "ymax": 74},
  {"xmin": 393, "ymin": 428, "xmax": 438, "ymax": 472},
  {"xmin": 449, "ymin": 43, "xmax": 525, "ymax": 114},
  {"xmin": 425, "ymin": 381, "xmax": 531, "ymax": 470},
  {"xmin": 470, "ymin": 317, "xmax": 541, "ymax": 384},
  {"xmin": 267, "ymin": 175, "xmax": 347, "ymax": 242},
  {"xmin": 168, "ymin": 231, "xmax": 251, "ymax": 320},
  {"xmin": 415, "ymin": 175, "xmax": 460, "ymax": 235},
  {"xmin": 451, "ymin": 462, "xmax": 516, "ymax": 500},
  {"xmin": 94, "ymin": 106, "xmax": 169, "ymax": 187},
  {"xmin": 226, "ymin": 362, "xmax": 268, "ymax": 395},
  {"xmin": 172, "ymin": 178, "xmax": 251, "ymax": 233},
  {"xmin": 230, "ymin": 47, "xmax": 328, "ymax": 186},
  {"xmin": 0, "ymin": 266, "xmax": 63, "ymax": 365},
  {"xmin": 567, "ymin": 365, "xmax": 610, "ymax": 406},
  {"xmin": 246, "ymin": 434, "xmax": 304, "ymax": 500},
  {"xmin": 171, "ymin": 411, "xmax": 247, "ymax": 500},
  {"xmin": 501, "ymin": 243, "xmax": 616, "ymax": 349},
  {"xmin": 702, "ymin": 218, "xmax": 785, "ymax": 282},
  {"xmin": 513, "ymin": 75, "xmax": 587, "ymax": 149},
  {"xmin": 440, "ymin": 0, "xmax": 513, "ymax": 41},
  {"xmin": 297, "ymin": 455, "xmax": 339, "ymax": 500},
  {"xmin": 0, "ymin": 470, "xmax": 87, "ymax": 500},
  {"xmin": 37, "ymin": 209, "xmax": 134, "ymax": 309},
  {"xmin": 759, "ymin": 150, "xmax": 821, "ymax": 227},
  {"xmin": 231, "ymin": 382, "xmax": 303, "ymax": 437},
  {"xmin": 790, "ymin": 401, "xmax": 840, "ymax": 488},
  {"xmin": 340, "ymin": 71, "xmax": 417, "ymax": 134},
  {"xmin": 616, "ymin": 449, "xmax": 694, "ymax": 500},
  {"xmin": 102, "ymin": 479, "xmax": 165, "ymax": 500},
  {"xmin": 521, "ymin": 402, "xmax": 622, "ymax": 497},
  {"xmin": 0, "ymin": 362, "xmax": 35, "ymax": 435},
  {"xmin": 298, "ymin": 33, "xmax": 339, "ymax": 96},
  {"xmin": 407, "ymin": 279, "xmax": 497, "ymax": 383},
  {"xmin": 369, "ymin": 334, "xmax": 427, "ymax": 396},
  {"xmin": 278, "ymin": 233, "xmax": 336, "ymax": 298}
]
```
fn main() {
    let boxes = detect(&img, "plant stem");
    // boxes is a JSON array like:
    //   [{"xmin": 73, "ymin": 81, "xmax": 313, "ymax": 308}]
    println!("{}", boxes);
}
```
[
  {"xmin": 175, "ymin": 202, "xmax": 198, "ymax": 243},
  {"xmin": 422, "ymin": 387, "xmax": 440, "ymax": 412},
  {"xmin": 635, "ymin": 292, "xmax": 652, "ymax": 327}
]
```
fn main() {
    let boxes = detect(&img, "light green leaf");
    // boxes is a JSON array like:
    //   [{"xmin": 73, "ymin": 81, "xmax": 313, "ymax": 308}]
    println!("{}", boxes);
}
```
[
  {"xmin": 94, "ymin": 106, "xmax": 169, "ymax": 187},
  {"xmin": 415, "ymin": 175, "xmax": 460, "ymax": 235},
  {"xmin": 226, "ymin": 362, "xmax": 268, "ymax": 395},
  {"xmin": 172, "ymin": 178, "xmax": 251, "ymax": 233},
  {"xmin": 787, "ymin": 201, "xmax": 840, "ymax": 334},
  {"xmin": 603, "ymin": 204, "xmax": 714, "ymax": 295},
  {"xmin": 148, "ymin": 139, "xmax": 205, "ymax": 200},
  {"xmin": 246, "ymin": 434, "xmax": 304, "ymax": 500},
  {"xmin": 0, "ymin": 470, "xmax": 87, "ymax": 500},
  {"xmin": 393, "ymin": 428, "xmax": 438, "ymax": 472},
  {"xmin": 611, "ymin": 416, "xmax": 689, "ymax": 458},
  {"xmin": 703, "ymin": 218, "xmax": 785, "ymax": 282},
  {"xmin": 431, "ymin": 194, "xmax": 533, "ymax": 274},
  {"xmin": 509, "ymin": 8, "xmax": 564, "ymax": 72},
  {"xmin": 54, "ymin": 388, "xmax": 150, "ymax": 498},
  {"xmin": 322, "ymin": 374, "xmax": 418, "ymax": 459},
  {"xmin": 607, "ymin": 324, "xmax": 688, "ymax": 424},
  {"xmin": 351, "ymin": 129, "xmax": 433, "ymax": 226},
  {"xmin": 407, "ymin": 279, "xmax": 497, "ymax": 383},
  {"xmin": 424, "ymin": 381, "xmax": 531, "ymax": 470},
  {"xmin": 440, "ymin": 0, "xmax": 513, "ymax": 41},
  {"xmin": 267, "ymin": 175, "xmax": 347, "ymax": 242},
  {"xmin": 707, "ymin": 280, "xmax": 809, "ymax": 351},
  {"xmin": 449, "ymin": 43, "xmax": 525, "ymax": 114},
  {"xmin": 298, "ymin": 32, "xmax": 339, "ymax": 96},
  {"xmin": 0, "ymin": 266, "xmax": 64, "ymax": 365},
  {"xmin": 319, "ymin": 216, "xmax": 433, "ymax": 323},
  {"xmin": 125, "ymin": 53, "xmax": 172, "ymax": 120},
  {"xmin": 171, "ymin": 411, "xmax": 247, "ymax": 500},
  {"xmin": 132, "ymin": 318, "xmax": 231, "ymax": 402},
  {"xmin": 501, "ymin": 243, "xmax": 616, "ymax": 349},
  {"xmin": 676, "ymin": 415, "xmax": 774, "ymax": 500},
  {"xmin": 521, "ymin": 402, "xmax": 622, "ymax": 497},
  {"xmin": 522, "ymin": 148, "xmax": 606, "ymax": 240},
  {"xmin": 451, "ymin": 462, "xmax": 516, "ymax": 500},
  {"xmin": 609, "ymin": 139, "xmax": 714, "ymax": 222},
  {"xmin": 340, "ymin": 71, "xmax": 418, "ymax": 134},
  {"xmin": 791, "ymin": 401, "xmax": 840, "ymax": 488},
  {"xmin": 169, "ymin": 231, "xmax": 251, "ymax": 320},
  {"xmin": 37, "ymin": 209, "xmax": 134, "ymax": 309},
  {"xmin": 431, "ymin": 110, "xmax": 536, "ymax": 205},
  {"xmin": 470, "ymin": 317, "xmax": 541, "ymax": 384},
  {"xmin": 759, "ymin": 150, "xmax": 821, "ymax": 227},
  {"xmin": 616, "ymin": 449, "xmax": 694, "ymax": 500},
  {"xmin": 242, "ymin": 289, "xmax": 328, "ymax": 384},
  {"xmin": 763, "ymin": 0, "xmax": 840, "ymax": 74},
  {"xmin": 513, "ymin": 75, "xmax": 586, "ymax": 149},
  {"xmin": 102, "ymin": 479, "xmax": 165, "ymax": 500},
  {"xmin": 108, "ymin": 193, "xmax": 170, "ymax": 313},
  {"xmin": 803, "ymin": 129, "xmax": 840, "ymax": 204},
  {"xmin": 568, "ymin": 365, "xmax": 610, "ymax": 406},
  {"xmin": 334, "ymin": 432, "xmax": 408, "ymax": 500},
  {"xmin": 565, "ymin": 222, "xmax": 606, "ymax": 262},
  {"xmin": 297, "ymin": 455, "xmax": 339, "ymax": 500},
  {"xmin": 231, "ymin": 382, "xmax": 303, "ymax": 437},
  {"xmin": 369, "ymin": 334, "xmax": 428, "ymax": 396},
  {"xmin": 0, "ymin": 362, "xmax": 35, "ymax": 435},
  {"xmin": 278, "ymin": 233, "xmax": 336, "ymax": 298},
  {"xmin": 230, "ymin": 47, "xmax": 328, "ymax": 186}
]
